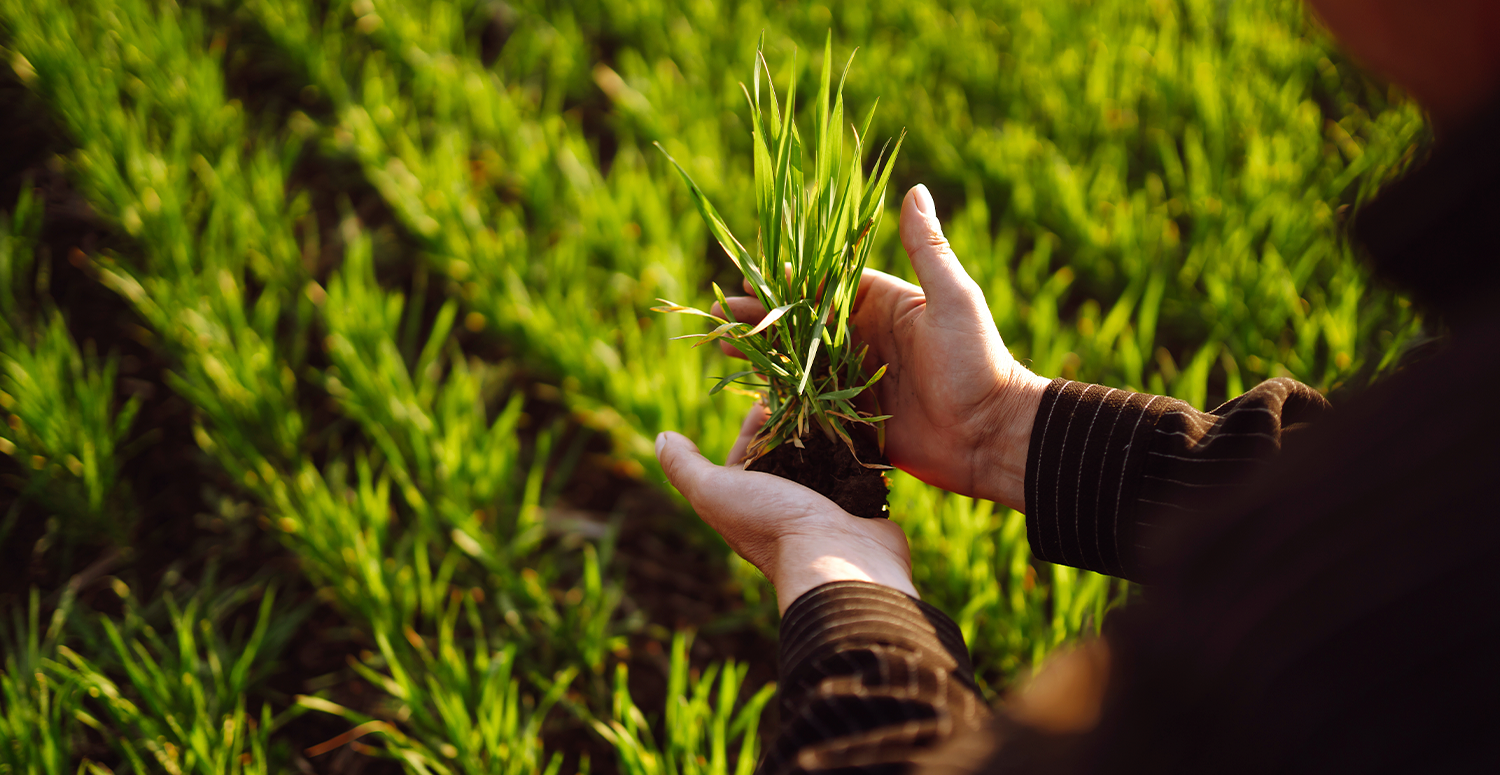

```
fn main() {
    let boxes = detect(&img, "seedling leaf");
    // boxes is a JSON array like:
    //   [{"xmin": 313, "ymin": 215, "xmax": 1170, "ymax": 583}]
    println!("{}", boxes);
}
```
[
  {"xmin": 709, "ymin": 370, "xmax": 759, "ymax": 395},
  {"xmin": 741, "ymin": 302, "xmax": 803, "ymax": 337},
  {"xmin": 657, "ymin": 38, "xmax": 903, "ymax": 457}
]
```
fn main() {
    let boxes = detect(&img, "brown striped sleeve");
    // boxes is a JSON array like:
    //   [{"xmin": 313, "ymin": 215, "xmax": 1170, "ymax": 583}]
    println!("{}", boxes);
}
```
[
  {"xmin": 759, "ymin": 581, "xmax": 993, "ymax": 775},
  {"xmin": 1024, "ymin": 377, "xmax": 1330, "ymax": 582}
]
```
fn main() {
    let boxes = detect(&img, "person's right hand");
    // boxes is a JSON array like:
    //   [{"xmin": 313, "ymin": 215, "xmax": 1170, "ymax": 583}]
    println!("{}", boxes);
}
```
[{"xmin": 716, "ymin": 184, "xmax": 1049, "ymax": 511}]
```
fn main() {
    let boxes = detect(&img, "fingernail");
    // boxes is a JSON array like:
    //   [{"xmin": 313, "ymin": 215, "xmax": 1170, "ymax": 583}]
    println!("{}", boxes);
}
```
[
  {"xmin": 913, "ymin": 184, "xmax": 933, "ymax": 215},
  {"xmin": 655, "ymin": 432, "xmax": 667, "ymax": 457}
]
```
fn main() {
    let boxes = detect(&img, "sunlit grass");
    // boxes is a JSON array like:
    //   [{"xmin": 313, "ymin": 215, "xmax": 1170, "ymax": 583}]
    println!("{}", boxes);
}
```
[{"xmin": 0, "ymin": 0, "xmax": 1424, "ymax": 771}]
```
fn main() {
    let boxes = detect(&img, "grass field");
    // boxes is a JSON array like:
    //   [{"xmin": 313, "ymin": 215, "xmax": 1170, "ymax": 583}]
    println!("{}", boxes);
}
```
[{"xmin": 0, "ymin": 0, "xmax": 1425, "ymax": 772}]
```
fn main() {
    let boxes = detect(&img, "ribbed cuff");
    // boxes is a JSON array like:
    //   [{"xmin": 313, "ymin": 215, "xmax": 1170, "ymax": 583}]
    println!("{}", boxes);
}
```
[
  {"xmin": 780, "ymin": 580, "xmax": 978, "ymax": 692},
  {"xmin": 761, "ymin": 582, "xmax": 992, "ymax": 774},
  {"xmin": 1024, "ymin": 379, "xmax": 1186, "ymax": 579}
]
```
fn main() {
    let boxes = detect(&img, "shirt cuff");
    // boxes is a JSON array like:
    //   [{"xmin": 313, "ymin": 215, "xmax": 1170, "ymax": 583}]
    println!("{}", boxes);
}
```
[
  {"xmin": 1023, "ymin": 379, "xmax": 1187, "ymax": 579},
  {"xmin": 780, "ymin": 581, "xmax": 981, "ymax": 701}
]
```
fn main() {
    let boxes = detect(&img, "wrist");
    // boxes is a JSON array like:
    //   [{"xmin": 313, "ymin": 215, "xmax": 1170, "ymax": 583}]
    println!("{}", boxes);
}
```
[
  {"xmin": 771, "ymin": 528, "xmax": 917, "ymax": 615},
  {"xmin": 973, "ymin": 365, "xmax": 1050, "ymax": 511}
]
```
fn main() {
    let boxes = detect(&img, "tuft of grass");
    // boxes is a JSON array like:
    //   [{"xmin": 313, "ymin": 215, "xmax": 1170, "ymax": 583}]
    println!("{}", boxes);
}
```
[
  {"xmin": 580, "ymin": 631, "xmax": 776, "ymax": 775},
  {"xmin": 0, "ymin": 187, "xmax": 140, "ymax": 561},
  {"xmin": 0, "ymin": 579, "xmax": 306, "ymax": 775},
  {"xmin": 0, "ymin": 589, "xmax": 80, "ymax": 775},
  {"xmin": 295, "ymin": 591, "xmax": 575, "ymax": 775},
  {"xmin": 49, "ymin": 585, "xmax": 299, "ymax": 775},
  {"xmin": 654, "ymin": 33, "xmax": 903, "ymax": 465}
]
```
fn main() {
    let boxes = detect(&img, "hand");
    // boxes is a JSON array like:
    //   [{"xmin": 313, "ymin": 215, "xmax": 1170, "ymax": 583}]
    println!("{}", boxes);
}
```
[
  {"xmin": 716, "ymin": 184, "xmax": 1049, "ymax": 510},
  {"xmin": 656, "ymin": 405, "xmax": 918, "ymax": 614}
]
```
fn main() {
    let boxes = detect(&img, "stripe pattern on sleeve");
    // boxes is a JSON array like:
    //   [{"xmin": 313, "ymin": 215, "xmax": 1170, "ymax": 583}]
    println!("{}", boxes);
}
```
[
  {"xmin": 1024, "ymin": 378, "xmax": 1330, "ymax": 582},
  {"xmin": 759, "ymin": 581, "xmax": 993, "ymax": 775}
]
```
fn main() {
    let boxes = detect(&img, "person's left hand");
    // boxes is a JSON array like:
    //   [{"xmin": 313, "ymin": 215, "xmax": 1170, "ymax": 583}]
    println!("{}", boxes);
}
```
[
  {"xmin": 656, "ymin": 404, "xmax": 918, "ymax": 614},
  {"xmin": 713, "ymin": 185, "xmax": 1049, "ymax": 512}
]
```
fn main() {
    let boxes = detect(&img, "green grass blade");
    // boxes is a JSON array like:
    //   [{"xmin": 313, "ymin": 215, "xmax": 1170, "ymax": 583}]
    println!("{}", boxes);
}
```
[{"xmin": 654, "ymin": 144, "xmax": 777, "ymax": 307}]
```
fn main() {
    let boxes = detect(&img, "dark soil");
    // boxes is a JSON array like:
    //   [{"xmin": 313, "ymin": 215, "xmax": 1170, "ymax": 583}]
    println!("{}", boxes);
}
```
[{"xmin": 747, "ymin": 424, "xmax": 890, "ymax": 519}]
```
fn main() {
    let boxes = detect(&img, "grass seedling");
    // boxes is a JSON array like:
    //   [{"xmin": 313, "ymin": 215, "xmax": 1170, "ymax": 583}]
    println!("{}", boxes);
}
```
[
  {"xmin": 654, "ymin": 33, "xmax": 903, "ymax": 467},
  {"xmin": 580, "ymin": 631, "xmax": 775, "ymax": 775},
  {"xmin": 46, "ymin": 584, "xmax": 301, "ymax": 774},
  {"xmin": 1, "ymin": 188, "xmax": 140, "ymax": 554},
  {"xmin": 0, "ymin": 589, "xmax": 80, "ymax": 775}
]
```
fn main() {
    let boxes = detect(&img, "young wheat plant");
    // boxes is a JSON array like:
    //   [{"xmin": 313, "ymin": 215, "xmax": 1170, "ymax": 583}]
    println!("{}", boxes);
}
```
[{"xmin": 654, "ymin": 33, "xmax": 904, "ymax": 466}]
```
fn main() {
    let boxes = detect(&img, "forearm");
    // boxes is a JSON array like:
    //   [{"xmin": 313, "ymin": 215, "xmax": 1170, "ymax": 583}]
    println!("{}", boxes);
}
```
[
  {"xmin": 761, "ymin": 581, "xmax": 993, "ymax": 774},
  {"xmin": 1022, "ymin": 377, "xmax": 1331, "ymax": 581}
]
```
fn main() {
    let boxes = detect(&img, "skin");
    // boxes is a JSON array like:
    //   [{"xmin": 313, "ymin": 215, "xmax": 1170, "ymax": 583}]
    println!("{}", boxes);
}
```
[{"xmin": 657, "ymin": 411, "xmax": 919, "ymax": 614}]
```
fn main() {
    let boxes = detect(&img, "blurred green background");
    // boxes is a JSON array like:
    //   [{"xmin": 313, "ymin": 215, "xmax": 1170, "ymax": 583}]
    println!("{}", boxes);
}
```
[{"xmin": 0, "ymin": 0, "xmax": 1424, "ymax": 772}]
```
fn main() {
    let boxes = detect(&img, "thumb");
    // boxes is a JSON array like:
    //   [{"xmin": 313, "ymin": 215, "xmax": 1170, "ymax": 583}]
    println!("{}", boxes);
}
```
[
  {"xmin": 656, "ymin": 431, "xmax": 715, "ymax": 500},
  {"xmin": 900, "ymin": 184, "xmax": 983, "ymax": 316}
]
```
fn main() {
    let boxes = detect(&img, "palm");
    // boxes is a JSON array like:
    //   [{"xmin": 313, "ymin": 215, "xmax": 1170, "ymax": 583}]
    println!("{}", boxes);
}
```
[{"xmin": 673, "ymin": 415, "xmax": 916, "ymax": 613}]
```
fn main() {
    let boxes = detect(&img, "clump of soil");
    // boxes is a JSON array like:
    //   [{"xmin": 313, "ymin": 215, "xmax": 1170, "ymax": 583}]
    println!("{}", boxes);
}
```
[{"xmin": 746, "ymin": 423, "xmax": 890, "ymax": 519}]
